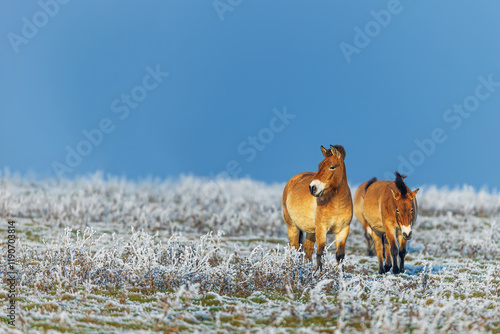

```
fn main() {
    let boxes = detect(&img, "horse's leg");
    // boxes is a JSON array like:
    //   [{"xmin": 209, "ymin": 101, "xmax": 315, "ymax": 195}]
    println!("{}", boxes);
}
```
[
  {"xmin": 286, "ymin": 225, "xmax": 301, "ymax": 250},
  {"xmin": 398, "ymin": 233, "xmax": 407, "ymax": 273},
  {"xmin": 315, "ymin": 225, "xmax": 327, "ymax": 272},
  {"xmin": 334, "ymin": 224, "xmax": 350, "ymax": 264},
  {"xmin": 371, "ymin": 232, "xmax": 385, "ymax": 274},
  {"xmin": 283, "ymin": 206, "xmax": 300, "ymax": 250},
  {"xmin": 383, "ymin": 235, "xmax": 392, "ymax": 273},
  {"xmin": 303, "ymin": 233, "xmax": 316, "ymax": 262},
  {"xmin": 359, "ymin": 217, "xmax": 375, "ymax": 256},
  {"xmin": 365, "ymin": 231, "xmax": 375, "ymax": 257},
  {"xmin": 385, "ymin": 230, "xmax": 400, "ymax": 274}
]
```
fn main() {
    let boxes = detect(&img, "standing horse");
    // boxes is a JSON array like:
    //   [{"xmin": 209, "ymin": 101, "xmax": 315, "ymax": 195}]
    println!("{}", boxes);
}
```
[
  {"xmin": 354, "ymin": 172, "xmax": 418, "ymax": 274},
  {"xmin": 282, "ymin": 145, "xmax": 353, "ymax": 271}
]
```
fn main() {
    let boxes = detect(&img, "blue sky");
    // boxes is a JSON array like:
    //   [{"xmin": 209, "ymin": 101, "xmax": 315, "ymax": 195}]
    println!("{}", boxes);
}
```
[{"xmin": 1, "ymin": 1, "xmax": 500, "ymax": 189}]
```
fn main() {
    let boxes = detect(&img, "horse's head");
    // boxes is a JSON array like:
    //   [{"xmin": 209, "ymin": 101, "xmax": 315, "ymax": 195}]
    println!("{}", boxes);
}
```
[
  {"xmin": 309, "ymin": 145, "xmax": 346, "ymax": 197},
  {"xmin": 391, "ymin": 172, "xmax": 419, "ymax": 240}
]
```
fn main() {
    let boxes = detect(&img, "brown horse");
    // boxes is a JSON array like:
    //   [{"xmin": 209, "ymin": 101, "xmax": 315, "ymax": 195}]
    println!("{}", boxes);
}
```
[
  {"xmin": 354, "ymin": 172, "xmax": 418, "ymax": 274},
  {"xmin": 282, "ymin": 145, "xmax": 353, "ymax": 271}
]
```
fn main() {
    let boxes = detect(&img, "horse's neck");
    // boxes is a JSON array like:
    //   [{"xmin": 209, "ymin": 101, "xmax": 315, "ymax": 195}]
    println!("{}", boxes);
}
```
[
  {"xmin": 317, "ymin": 178, "xmax": 350, "ymax": 207},
  {"xmin": 383, "ymin": 189, "xmax": 397, "ymax": 210}
]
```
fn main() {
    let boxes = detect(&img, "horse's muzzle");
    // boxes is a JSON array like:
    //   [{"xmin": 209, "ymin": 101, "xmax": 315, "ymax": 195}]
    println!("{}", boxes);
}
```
[
  {"xmin": 309, "ymin": 185, "xmax": 323, "ymax": 197},
  {"xmin": 402, "ymin": 231, "xmax": 412, "ymax": 240},
  {"xmin": 309, "ymin": 185, "xmax": 316, "ymax": 196}
]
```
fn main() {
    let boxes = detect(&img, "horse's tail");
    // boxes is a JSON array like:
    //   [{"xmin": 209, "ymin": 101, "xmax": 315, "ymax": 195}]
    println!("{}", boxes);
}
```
[{"xmin": 365, "ymin": 177, "xmax": 377, "ymax": 191}]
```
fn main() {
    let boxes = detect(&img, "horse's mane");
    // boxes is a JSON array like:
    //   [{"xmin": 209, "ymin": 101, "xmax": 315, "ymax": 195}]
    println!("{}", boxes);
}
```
[
  {"xmin": 394, "ymin": 172, "xmax": 408, "ymax": 197},
  {"xmin": 365, "ymin": 177, "xmax": 377, "ymax": 191},
  {"xmin": 332, "ymin": 145, "xmax": 346, "ymax": 160}
]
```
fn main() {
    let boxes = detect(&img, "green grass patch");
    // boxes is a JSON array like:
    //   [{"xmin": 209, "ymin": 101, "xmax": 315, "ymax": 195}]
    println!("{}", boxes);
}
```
[
  {"xmin": 127, "ymin": 293, "xmax": 157, "ymax": 303},
  {"xmin": 250, "ymin": 296, "xmax": 267, "ymax": 304},
  {"xmin": 31, "ymin": 321, "xmax": 75, "ymax": 333},
  {"xmin": 471, "ymin": 291, "xmax": 486, "ymax": 298},
  {"xmin": 194, "ymin": 294, "xmax": 222, "ymax": 306},
  {"xmin": 22, "ymin": 303, "xmax": 40, "ymax": 311}
]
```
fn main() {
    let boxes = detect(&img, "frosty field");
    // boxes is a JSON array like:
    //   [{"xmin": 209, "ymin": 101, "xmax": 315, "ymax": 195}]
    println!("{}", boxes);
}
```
[{"xmin": 1, "ymin": 173, "xmax": 499, "ymax": 333}]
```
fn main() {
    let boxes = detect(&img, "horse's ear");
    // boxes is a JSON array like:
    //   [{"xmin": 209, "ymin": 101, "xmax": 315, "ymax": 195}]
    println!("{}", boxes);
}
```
[
  {"xmin": 410, "ymin": 188, "xmax": 419, "ymax": 198},
  {"xmin": 321, "ymin": 145, "xmax": 332, "ymax": 157},
  {"xmin": 330, "ymin": 145, "xmax": 346, "ymax": 160},
  {"xmin": 390, "ymin": 188, "xmax": 401, "ymax": 201}
]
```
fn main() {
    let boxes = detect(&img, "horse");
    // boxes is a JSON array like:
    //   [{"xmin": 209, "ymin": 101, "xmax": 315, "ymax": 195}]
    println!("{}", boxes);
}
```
[
  {"xmin": 354, "ymin": 172, "xmax": 418, "ymax": 274},
  {"xmin": 353, "ymin": 177, "xmax": 377, "ymax": 256},
  {"xmin": 282, "ymin": 145, "xmax": 353, "ymax": 271}
]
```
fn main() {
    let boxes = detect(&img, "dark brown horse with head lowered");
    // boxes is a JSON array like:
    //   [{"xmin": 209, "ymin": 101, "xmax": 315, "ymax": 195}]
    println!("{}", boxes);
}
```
[
  {"xmin": 354, "ymin": 172, "xmax": 418, "ymax": 274},
  {"xmin": 282, "ymin": 145, "xmax": 353, "ymax": 271}
]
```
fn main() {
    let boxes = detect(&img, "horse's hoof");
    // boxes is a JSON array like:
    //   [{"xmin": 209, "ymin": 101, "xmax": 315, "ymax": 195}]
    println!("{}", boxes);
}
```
[
  {"xmin": 384, "ymin": 264, "xmax": 392, "ymax": 273},
  {"xmin": 378, "ymin": 268, "xmax": 385, "ymax": 274},
  {"xmin": 392, "ymin": 267, "xmax": 401, "ymax": 275}
]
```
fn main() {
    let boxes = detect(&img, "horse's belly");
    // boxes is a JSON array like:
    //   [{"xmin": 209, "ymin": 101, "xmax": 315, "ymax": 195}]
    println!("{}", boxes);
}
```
[
  {"xmin": 363, "ymin": 209, "xmax": 384, "ymax": 233},
  {"xmin": 286, "ymin": 194, "xmax": 316, "ymax": 234},
  {"xmin": 327, "ymin": 216, "xmax": 351, "ymax": 235}
]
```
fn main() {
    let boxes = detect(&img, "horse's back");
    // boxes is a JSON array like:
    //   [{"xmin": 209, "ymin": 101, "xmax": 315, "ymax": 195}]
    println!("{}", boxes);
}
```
[
  {"xmin": 364, "ymin": 181, "xmax": 391, "ymax": 203},
  {"xmin": 283, "ymin": 172, "xmax": 315, "ymax": 204}
]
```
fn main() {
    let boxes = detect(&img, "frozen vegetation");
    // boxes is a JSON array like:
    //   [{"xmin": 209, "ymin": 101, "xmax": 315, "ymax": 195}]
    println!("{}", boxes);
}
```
[{"xmin": 0, "ymin": 172, "xmax": 499, "ymax": 333}]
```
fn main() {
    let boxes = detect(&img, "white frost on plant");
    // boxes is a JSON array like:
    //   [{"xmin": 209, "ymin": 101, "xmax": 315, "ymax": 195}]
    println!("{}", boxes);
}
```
[{"xmin": 0, "ymin": 172, "xmax": 498, "ymax": 333}]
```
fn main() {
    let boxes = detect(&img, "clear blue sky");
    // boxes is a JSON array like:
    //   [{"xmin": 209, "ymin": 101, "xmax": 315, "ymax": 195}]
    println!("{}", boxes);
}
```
[{"xmin": 1, "ymin": 1, "xmax": 500, "ymax": 188}]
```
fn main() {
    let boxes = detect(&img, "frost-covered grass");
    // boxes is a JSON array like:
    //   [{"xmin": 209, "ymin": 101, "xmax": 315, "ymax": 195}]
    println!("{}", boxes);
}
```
[{"xmin": 0, "ymin": 173, "xmax": 499, "ymax": 333}]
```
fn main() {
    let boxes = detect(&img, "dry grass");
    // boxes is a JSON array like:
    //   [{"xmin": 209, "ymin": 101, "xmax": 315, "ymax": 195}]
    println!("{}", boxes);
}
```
[{"xmin": 0, "ymin": 173, "xmax": 499, "ymax": 333}]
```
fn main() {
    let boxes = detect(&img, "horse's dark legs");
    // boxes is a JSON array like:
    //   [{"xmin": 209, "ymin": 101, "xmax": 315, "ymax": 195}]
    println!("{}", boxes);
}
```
[
  {"xmin": 382, "ymin": 235, "xmax": 392, "ymax": 273},
  {"xmin": 386, "ymin": 232, "xmax": 400, "ymax": 274},
  {"xmin": 335, "ymin": 225, "xmax": 350, "ymax": 265},
  {"xmin": 315, "ymin": 225, "xmax": 328, "ymax": 272},
  {"xmin": 398, "ymin": 234, "xmax": 408, "ymax": 273}
]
